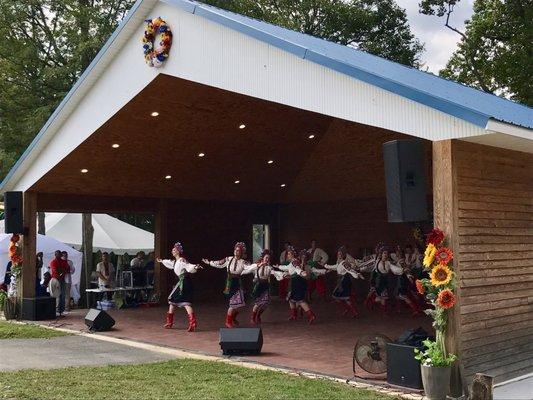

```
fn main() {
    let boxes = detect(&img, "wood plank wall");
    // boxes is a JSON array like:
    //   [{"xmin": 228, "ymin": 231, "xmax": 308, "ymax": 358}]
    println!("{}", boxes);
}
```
[{"xmin": 454, "ymin": 141, "xmax": 533, "ymax": 383}]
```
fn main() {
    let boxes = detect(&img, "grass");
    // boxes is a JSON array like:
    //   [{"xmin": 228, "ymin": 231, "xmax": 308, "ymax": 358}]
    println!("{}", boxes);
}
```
[
  {"xmin": 0, "ymin": 320, "xmax": 70, "ymax": 339},
  {"xmin": 0, "ymin": 358, "xmax": 399, "ymax": 400}
]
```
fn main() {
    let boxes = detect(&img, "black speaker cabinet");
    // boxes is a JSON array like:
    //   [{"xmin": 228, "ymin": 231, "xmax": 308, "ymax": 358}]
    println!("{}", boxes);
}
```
[
  {"xmin": 386, "ymin": 342, "xmax": 423, "ymax": 389},
  {"xmin": 84, "ymin": 308, "xmax": 115, "ymax": 331},
  {"xmin": 219, "ymin": 328, "xmax": 263, "ymax": 355},
  {"xmin": 22, "ymin": 297, "xmax": 56, "ymax": 320},
  {"xmin": 4, "ymin": 191, "xmax": 23, "ymax": 234},
  {"xmin": 383, "ymin": 140, "xmax": 428, "ymax": 223}
]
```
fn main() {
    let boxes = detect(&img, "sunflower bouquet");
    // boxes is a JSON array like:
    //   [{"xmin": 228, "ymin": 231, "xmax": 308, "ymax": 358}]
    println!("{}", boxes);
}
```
[{"xmin": 415, "ymin": 228, "xmax": 457, "ymax": 365}]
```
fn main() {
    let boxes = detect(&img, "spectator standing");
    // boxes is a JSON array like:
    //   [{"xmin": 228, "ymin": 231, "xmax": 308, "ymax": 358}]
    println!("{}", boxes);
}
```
[
  {"xmin": 49, "ymin": 250, "xmax": 69, "ymax": 316},
  {"xmin": 62, "ymin": 251, "xmax": 75, "ymax": 313}
]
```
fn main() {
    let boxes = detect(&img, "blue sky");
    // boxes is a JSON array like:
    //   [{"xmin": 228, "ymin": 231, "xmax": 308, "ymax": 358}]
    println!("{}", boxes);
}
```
[{"xmin": 396, "ymin": 0, "xmax": 474, "ymax": 73}]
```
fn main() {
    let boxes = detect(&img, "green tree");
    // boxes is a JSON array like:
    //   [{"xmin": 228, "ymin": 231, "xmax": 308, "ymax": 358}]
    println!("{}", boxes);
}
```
[
  {"xmin": 202, "ymin": 0, "xmax": 423, "ymax": 67},
  {"xmin": 419, "ymin": 0, "xmax": 533, "ymax": 106},
  {"xmin": 0, "ymin": 0, "xmax": 135, "ymax": 180}
]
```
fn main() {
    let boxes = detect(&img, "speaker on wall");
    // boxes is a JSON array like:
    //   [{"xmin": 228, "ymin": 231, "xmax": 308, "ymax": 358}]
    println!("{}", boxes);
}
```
[
  {"xmin": 386, "ymin": 342, "xmax": 423, "ymax": 389},
  {"xmin": 84, "ymin": 308, "xmax": 115, "ymax": 331},
  {"xmin": 4, "ymin": 191, "xmax": 23, "ymax": 234},
  {"xmin": 219, "ymin": 328, "xmax": 263, "ymax": 355},
  {"xmin": 383, "ymin": 140, "xmax": 428, "ymax": 223}
]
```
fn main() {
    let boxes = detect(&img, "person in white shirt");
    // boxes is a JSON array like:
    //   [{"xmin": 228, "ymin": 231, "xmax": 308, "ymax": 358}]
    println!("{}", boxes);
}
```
[
  {"xmin": 157, "ymin": 242, "xmax": 201, "ymax": 332},
  {"xmin": 96, "ymin": 252, "xmax": 115, "ymax": 301},
  {"xmin": 307, "ymin": 240, "xmax": 329, "ymax": 300},
  {"xmin": 61, "ymin": 251, "xmax": 75, "ymax": 313},
  {"xmin": 202, "ymin": 242, "xmax": 250, "ymax": 328},
  {"xmin": 130, "ymin": 251, "xmax": 145, "ymax": 269}
]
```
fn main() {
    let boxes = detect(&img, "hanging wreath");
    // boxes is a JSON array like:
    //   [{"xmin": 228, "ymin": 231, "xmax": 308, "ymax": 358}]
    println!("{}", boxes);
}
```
[{"xmin": 142, "ymin": 17, "xmax": 173, "ymax": 68}]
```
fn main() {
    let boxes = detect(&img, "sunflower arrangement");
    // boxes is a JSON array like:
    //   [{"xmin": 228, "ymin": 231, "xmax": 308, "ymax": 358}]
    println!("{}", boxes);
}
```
[
  {"xmin": 416, "ymin": 228, "xmax": 457, "ymax": 363},
  {"xmin": 7, "ymin": 234, "xmax": 23, "ymax": 297}
]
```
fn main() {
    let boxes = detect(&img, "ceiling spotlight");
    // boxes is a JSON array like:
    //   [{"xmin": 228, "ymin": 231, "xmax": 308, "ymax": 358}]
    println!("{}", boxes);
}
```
[
  {"xmin": 151, "ymin": 111, "xmax": 159, "ymax": 117},
  {"xmin": 165, "ymin": 175, "xmax": 172, "ymax": 180},
  {"xmin": 198, "ymin": 152, "xmax": 205, "ymax": 157},
  {"xmin": 280, "ymin": 184, "xmax": 286, "ymax": 187},
  {"xmin": 234, "ymin": 180, "xmax": 240, "ymax": 184},
  {"xmin": 81, "ymin": 169, "xmax": 88, "ymax": 174},
  {"xmin": 112, "ymin": 144, "xmax": 120, "ymax": 148},
  {"xmin": 308, "ymin": 134, "xmax": 315, "ymax": 139},
  {"xmin": 267, "ymin": 160, "xmax": 274, "ymax": 164},
  {"xmin": 239, "ymin": 124, "xmax": 246, "ymax": 129}
]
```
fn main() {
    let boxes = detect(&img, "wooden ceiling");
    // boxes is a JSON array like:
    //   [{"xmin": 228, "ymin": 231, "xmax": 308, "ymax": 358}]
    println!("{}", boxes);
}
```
[{"xmin": 31, "ymin": 74, "xmax": 427, "ymax": 203}]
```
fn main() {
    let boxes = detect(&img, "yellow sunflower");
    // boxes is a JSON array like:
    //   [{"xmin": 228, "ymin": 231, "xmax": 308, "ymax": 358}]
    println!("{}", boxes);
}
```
[
  {"xmin": 423, "ymin": 243, "xmax": 437, "ymax": 269},
  {"xmin": 430, "ymin": 264, "xmax": 453, "ymax": 287}
]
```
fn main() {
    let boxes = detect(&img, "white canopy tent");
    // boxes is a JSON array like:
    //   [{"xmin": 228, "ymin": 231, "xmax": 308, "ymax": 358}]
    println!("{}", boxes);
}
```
[
  {"xmin": 0, "ymin": 233, "xmax": 82, "ymax": 293},
  {"xmin": 1, "ymin": 213, "xmax": 154, "ymax": 255}
]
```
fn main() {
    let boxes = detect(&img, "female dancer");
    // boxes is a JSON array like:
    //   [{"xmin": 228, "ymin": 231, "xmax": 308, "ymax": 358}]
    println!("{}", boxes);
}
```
[
  {"xmin": 365, "ymin": 247, "xmax": 395, "ymax": 313},
  {"xmin": 157, "ymin": 242, "xmax": 201, "ymax": 332},
  {"xmin": 321, "ymin": 246, "xmax": 363, "ymax": 318},
  {"xmin": 245, "ymin": 250, "xmax": 287, "ymax": 325},
  {"xmin": 202, "ymin": 242, "xmax": 250, "ymax": 328},
  {"xmin": 277, "ymin": 248, "xmax": 316, "ymax": 324}
]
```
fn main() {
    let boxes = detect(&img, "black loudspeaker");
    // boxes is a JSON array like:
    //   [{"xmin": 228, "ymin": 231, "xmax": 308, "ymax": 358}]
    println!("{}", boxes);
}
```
[
  {"xmin": 22, "ymin": 297, "xmax": 56, "ymax": 320},
  {"xmin": 4, "ymin": 191, "xmax": 23, "ymax": 234},
  {"xmin": 84, "ymin": 308, "xmax": 115, "ymax": 331},
  {"xmin": 386, "ymin": 342, "xmax": 423, "ymax": 389},
  {"xmin": 383, "ymin": 140, "xmax": 428, "ymax": 222},
  {"xmin": 219, "ymin": 328, "xmax": 263, "ymax": 355}
]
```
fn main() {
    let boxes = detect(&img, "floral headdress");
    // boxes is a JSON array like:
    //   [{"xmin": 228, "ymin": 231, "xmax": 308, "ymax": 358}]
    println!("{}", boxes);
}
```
[
  {"xmin": 234, "ymin": 242, "xmax": 246, "ymax": 253},
  {"xmin": 173, "ymin": 242, "xmax": 184, "ymax": 254}
]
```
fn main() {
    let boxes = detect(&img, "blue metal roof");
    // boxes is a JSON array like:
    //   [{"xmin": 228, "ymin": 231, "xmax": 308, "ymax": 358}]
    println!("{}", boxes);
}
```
[{"xmin": 168, "ymin": 0, "xmax": 533, "ymax": 130}]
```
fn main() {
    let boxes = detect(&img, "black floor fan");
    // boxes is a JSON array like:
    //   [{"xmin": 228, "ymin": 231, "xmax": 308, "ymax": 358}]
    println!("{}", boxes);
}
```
[{"xmin": 353, "ymin": 334, "xmax": 391, "ymax": 378}]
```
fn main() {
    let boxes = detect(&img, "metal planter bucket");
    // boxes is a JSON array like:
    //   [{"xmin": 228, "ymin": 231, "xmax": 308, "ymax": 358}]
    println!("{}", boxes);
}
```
[{"xmin": 421, "ymin": 365, "xmax": 451, "ymax": 400}]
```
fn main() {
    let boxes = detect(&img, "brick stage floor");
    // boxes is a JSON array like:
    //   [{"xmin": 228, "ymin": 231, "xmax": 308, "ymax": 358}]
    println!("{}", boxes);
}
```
[{"xmin": 39, "ymin": 298, "xmax": 432, "ymax": 380}]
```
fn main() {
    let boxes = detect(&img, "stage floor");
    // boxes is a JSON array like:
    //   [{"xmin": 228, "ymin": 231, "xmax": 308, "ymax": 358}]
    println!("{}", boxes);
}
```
[{"xmin": 38, "ymin": 298, "xmax": 432, "ymax": 380}]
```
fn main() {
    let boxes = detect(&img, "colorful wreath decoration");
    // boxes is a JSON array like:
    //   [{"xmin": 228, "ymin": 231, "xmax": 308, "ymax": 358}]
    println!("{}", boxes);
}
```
[{"xmin": 142, "ymin": 17, "xmax": 172, "ymax": 68}]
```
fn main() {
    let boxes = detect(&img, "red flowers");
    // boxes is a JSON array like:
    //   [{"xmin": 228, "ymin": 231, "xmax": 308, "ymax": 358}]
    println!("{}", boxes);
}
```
[
  {"xmin": 11, "ymin": 234, "xmax": 20, "ymax": 243},
  {"xmin": 437, "ymin": 289, "xmax": 456, "ymax": 309},
  {"xmin": 434, "ymin": 247, "xmax": 453, "ymax": 265},
  {"xmin": 426, "ymin": 228, "xmax": 445, "ymax": 246},
  {"xmin": 415, "ymin": 279, "xmax": 424, "ymax": 295}
]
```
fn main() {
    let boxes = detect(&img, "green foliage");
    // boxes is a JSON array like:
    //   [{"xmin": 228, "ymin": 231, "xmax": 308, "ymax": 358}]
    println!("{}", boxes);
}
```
[
  {"xmin": 419, "ymin": 0, "xmax": 533, "ymax": 106},
  {"xmin": 0, "ymin": 320, "xmax": 70, "ymax": 339},
  {"xmin": 0, "ymin": 0, "xmax": 136, "ymax": 181},
  {"xmin": 414, "ymin": 338, "xmax": 457, "ymax": 367},
  {"xmin": 201, "ymin": 0, "xmax": 423, "ymax": 67},
  {"xmin": 0, "ymin": 290, "xmax": 7, "ymax": 311}
]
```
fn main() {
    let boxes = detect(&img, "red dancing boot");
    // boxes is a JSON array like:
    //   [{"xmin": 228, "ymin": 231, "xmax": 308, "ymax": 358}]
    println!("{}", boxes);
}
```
[
  {"xmin": 306, "ymin": 310, "xmax": 316, "ymax": 325},
  {"xmin": 250, "ymin": 310, "xmax": 258, "ymax": 325},
  {"xmin": 365, "ymin": 291, "xmax": 376, "ymax": 310},
  {"xmin": 164, "ymin": 312, "xmax": 173, "ymax": 329},
  {"xmin": 233, "ymin": 311, "xmax": 240, "ymax": 326},
  {"xmin": 338, "ymin": 301, "xmax": 349, "ymax": 316},
  {"xmin": 187, "ymin": 313, "xmax": 197, "ymax": 332},
  {"xmin": 346, "ymin": 301, "xmax": 359, "ymax": 318},
  {"xmin": 299, "ymin": 306, "xmax": 304, "ymax": 317},
  {"xmin": 288, "ymin": 308, "xmax": 298, "ymax": 321},
  {"xmin": 225, "ymin": 313, "xmax": 234, "ymax": 328},
  {"xmin": 257, "ymin": 309, "xmax": 264, "ymax": 324}
]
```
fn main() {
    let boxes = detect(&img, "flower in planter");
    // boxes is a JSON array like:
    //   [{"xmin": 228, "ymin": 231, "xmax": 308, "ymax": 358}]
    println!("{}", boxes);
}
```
[
  {"xmin": 426, "ymin": 228, "xmax": 444, "ymax": 246},
  {"xmin": 423, "ymin": 243, "xmax": 437, "ymax": 268},
  {"xmin": 437, "ymin": 289, "xmax": 456, "ymax": 309},
  {"xmin": 430, "ymin": 264, "xmax": 453, "ymax": 287},
  {"xmin": 434, "ymin": 246, "xmax": 453, "ymax": 265}
]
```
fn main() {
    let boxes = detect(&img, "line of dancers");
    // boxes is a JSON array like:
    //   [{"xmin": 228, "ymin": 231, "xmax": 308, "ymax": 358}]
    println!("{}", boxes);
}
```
[{"xmin": 157, "ymin": 240, "xmax": 428, "ymax": 332}]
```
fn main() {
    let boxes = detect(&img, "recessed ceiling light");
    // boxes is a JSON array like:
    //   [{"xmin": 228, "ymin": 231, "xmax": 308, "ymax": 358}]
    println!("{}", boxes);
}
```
[
  {"xmin": 234, "ymin": 180, "xmax": 240, "ymax": 184},
  {"xmin": 308, "ymin": 134, "xmax": 315, "ymax": 139},
  {"xmin": 151, "ymin": 111, "xmax": 159, "ymax": 117},
  {"xmin": 165, "ymin": 175, "xmax": 172, "ymax": 180},
  {"xmin": 239, "ymin": 124, "xmax": 246, "ymax": 129},
  {"xmin": 280, "ymin": 184, "xmax": 286, "ymax": 187},
  {"xmin": 267, "ymin": 160, "xmax": 274, "ymax": 164},
  {"xmin": 198, "ymin": 152, "xmax": 205, "ymax": 157},
  {"xmin": 81, "ymin": 169, "xmax": 88, "ymax": 174},
  {"xmin": 112, "ymin": 144, "xmax": 120, "ymax": 148}
]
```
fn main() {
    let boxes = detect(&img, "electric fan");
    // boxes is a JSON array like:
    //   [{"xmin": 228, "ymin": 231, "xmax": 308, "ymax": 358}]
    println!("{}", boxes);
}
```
[{"xmin": 353, "ymin": 334, "xmax": 391, "ymax": 376}]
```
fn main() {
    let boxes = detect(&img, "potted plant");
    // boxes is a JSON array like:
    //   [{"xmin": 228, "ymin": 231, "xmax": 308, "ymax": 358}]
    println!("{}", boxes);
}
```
[
  {"xmin": 4, "ymin": 234, "xmax": 23, "ymax": 320},
  {"xmin": 414, "ymin": 228, "xmax": 458, "ymax": 400},
  {"xmin": 415, "ymin": 338, "xmax": 457, "ymax": 400}
]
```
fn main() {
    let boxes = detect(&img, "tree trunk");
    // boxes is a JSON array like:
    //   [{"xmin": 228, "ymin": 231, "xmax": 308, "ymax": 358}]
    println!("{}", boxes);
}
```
[
  {"xmin": 81, "ymin": 213, "xmax": 94, "ymax": 308},
  {"xmin": 37, "ymin": 212, "xmax": 46, "ymax": 235}
]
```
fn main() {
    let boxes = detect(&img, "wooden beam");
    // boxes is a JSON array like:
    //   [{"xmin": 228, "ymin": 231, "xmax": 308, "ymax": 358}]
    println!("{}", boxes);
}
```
[
  {"xmin": 21, "ymin": 191, "xmax": 37, "ymax": 299},
  {"xmin": 154, "ymin": 199, "xmax": 169, "ymax": 303},
  {"xmin": 432, "ymin": 140, "xmax": 464, "ymax": 397}
]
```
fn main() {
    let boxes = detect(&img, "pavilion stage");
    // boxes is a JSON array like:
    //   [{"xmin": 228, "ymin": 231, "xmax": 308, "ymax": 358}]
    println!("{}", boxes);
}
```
[{"xmin": 37, "ymin": 299, "xmax": 431, "ymax": 382}]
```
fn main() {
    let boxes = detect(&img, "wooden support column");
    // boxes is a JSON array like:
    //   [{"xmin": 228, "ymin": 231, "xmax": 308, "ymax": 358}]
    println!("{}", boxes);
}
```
[
  {"xmin": 154, "ymin": 199, "xmax": 169, "ymax": 303},
  {"xmin": 432, "ymin": 140, "xmax": 463, "ymax": 397},
  {"xmin": 21, "ymin": 191, "xmax": 37, "ymax": 299}
]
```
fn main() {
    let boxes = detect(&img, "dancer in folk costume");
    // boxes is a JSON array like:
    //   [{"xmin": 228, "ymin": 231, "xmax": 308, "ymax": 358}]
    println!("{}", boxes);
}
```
[
  {"xmin": 278, "ymin": 241, "xmax": 292, "ymax": 299},
  {"xmin": 202, "ymin": 242, "xmax": 250, "ymax": 328},
  {"xmin": 321, "ymin": 246, "xmax": 364, "ymax": 318},
  {"xmin": 365, "ymin": 247, "xmax": 397, "ymax": 313},
  {"xmin": 389, "ymin": 249, "xmax": 423, "ymax": 316},
  {"xmin": 158, "ymin": 242, "xmax": 202, "ymax": 332},
  {"xmin": 307, "ymin": 240, "xmax": 329, "ymax": 300},
  {"xmin": 277, "ymin": 248, "xmax": 317, "ymax": 324},
  {"xmin": 246, "ymin": 250, "xmax": 288, "ymax": 325}
]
